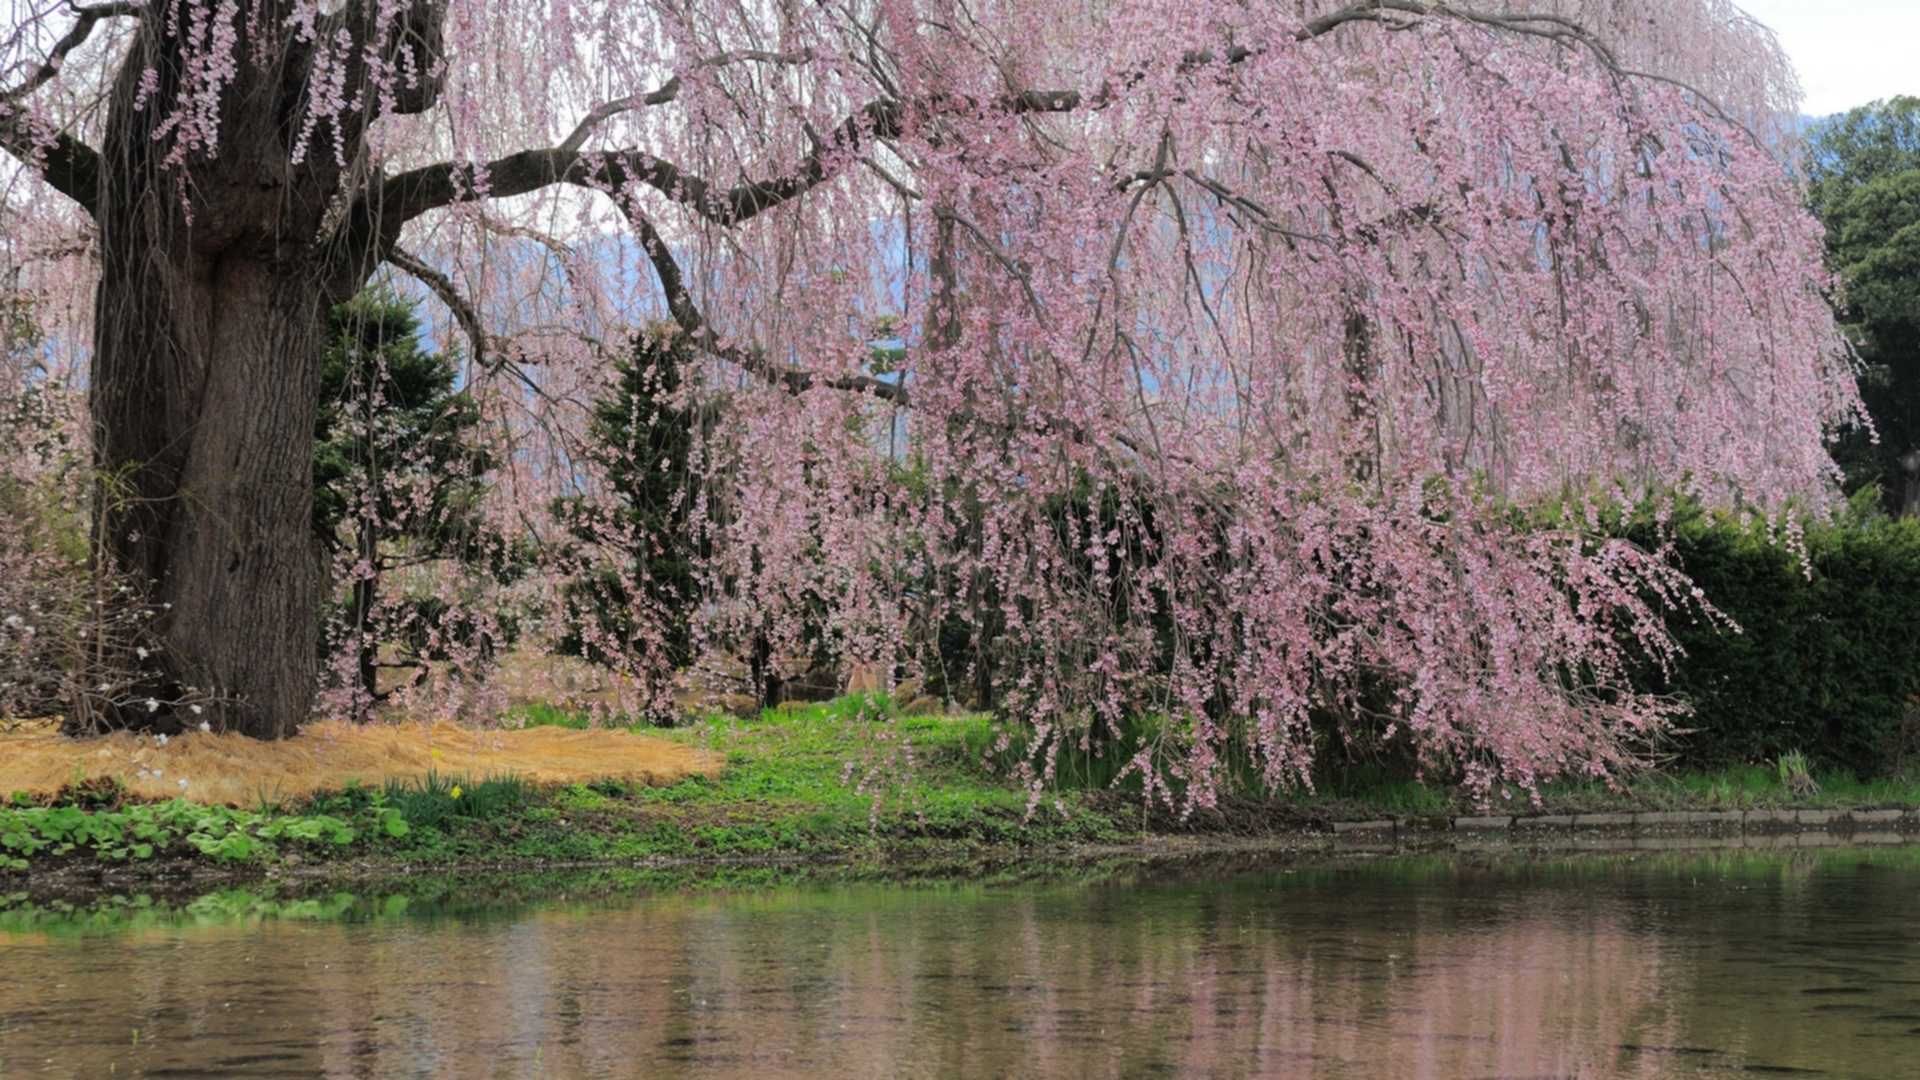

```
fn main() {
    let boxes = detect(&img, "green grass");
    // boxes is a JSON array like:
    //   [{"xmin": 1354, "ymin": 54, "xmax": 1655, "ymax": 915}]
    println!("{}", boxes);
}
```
[
  {"xmin": 633, "ymin": 699, "xmax": 1103, "ymax": 847},
  {"xmin": 231, "ymin": 696, "xmax": 1110, "ymax": 870}
]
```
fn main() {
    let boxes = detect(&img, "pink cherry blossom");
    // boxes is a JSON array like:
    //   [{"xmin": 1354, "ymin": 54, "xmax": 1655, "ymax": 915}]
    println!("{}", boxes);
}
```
[{"xmin": 0, "ymin": 1, "xmax": 1860, "ymax": 803}]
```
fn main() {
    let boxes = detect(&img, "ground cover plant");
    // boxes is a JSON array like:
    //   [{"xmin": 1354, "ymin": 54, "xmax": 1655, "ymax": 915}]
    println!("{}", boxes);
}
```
[{"xmin": 0, "ymin": 781, "xmax": 408, "ymax": 871}]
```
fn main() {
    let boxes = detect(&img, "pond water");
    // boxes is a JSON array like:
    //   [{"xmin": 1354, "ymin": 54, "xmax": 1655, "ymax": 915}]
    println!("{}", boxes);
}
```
[{"xmin": 4, "ymin": 847, "xmax": 1920, "ymax": 1077}]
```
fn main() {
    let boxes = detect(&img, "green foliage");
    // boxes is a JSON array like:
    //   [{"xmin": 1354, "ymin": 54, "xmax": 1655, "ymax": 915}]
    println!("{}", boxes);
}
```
[
  {"xmin": 1805, "ymin": 97, "xmax": 1920, "ymax": 514},
  {"xmin": 1613, "ymin": 495, "xmax": 1920, "ymax": 776},
  {"xmin": 312, "ymin": 290, "xmax": 500, "ymax": 702},
  {"xmin": 1805, "ymin": 97, "xmax": 1920, "ymax": 220},
  {"xmin": 313, "ymin": 290, "xmax": 490, "ymax": 548},
  {"xmin": 0, "ymin": 798, "xmax": 402, "ymax": 870}
]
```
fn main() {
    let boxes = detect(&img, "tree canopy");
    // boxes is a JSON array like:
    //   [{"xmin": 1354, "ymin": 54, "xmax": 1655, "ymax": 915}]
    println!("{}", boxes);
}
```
[{"xmin": 0, "ymin": 1, "xmax": 1864, "ymax": 802}]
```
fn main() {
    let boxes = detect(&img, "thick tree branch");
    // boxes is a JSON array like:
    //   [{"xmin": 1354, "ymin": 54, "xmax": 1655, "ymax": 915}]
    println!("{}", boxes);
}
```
[
  {"xmin": 374, "ymin": 90, "xmax": 1080, "ymax": 238},
  {"xmin": 378, "ymin": 99, "xmax": 895, "ymax": 232},
  {"xmin": 0, "ymin": 120, "xmax": 103, "ymax": 213},
  {"xmin": 0, "ymin": 1, "xmax": 140, "ymax": 215}
]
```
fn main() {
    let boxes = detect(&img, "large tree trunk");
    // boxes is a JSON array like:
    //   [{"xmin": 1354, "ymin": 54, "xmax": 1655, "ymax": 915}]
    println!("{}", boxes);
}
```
[
  {"xmin": 25, "ymin": 3, "xmax": 444, "ymax": 738},
  {"xmin": 88, "ymin": 252, "xmax": 333, "ymax": 738},
  {"xmin": 73, "ymin": 8, "xmax": 374, "ymax": 739}
]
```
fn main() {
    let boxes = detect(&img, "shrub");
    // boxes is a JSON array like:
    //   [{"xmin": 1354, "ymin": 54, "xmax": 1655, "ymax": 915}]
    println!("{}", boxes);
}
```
[{"xmin": 1620, "ymin": 493, "xmax": 1920, "ymax": 777}]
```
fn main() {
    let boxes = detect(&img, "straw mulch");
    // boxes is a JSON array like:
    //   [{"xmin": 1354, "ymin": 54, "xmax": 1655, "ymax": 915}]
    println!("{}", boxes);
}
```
[{"xmin": 0, "ymin": 719, "xmax": 723, "ymax": 806}]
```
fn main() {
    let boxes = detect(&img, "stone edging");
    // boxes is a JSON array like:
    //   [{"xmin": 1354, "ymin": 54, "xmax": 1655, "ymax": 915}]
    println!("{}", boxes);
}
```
[{"xmin": 1327, "ymin": 807, "xmax": 1917, "ymax": 838}]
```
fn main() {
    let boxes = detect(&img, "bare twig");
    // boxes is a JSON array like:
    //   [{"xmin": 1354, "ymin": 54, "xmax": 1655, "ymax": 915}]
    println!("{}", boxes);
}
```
[
  {"xmin": 0, "ymin": 2, "xmax": 142, "ymax": 104},
  {"xmin": 557, "ymin": 48, "xmax": 815, "ymax": 153}
]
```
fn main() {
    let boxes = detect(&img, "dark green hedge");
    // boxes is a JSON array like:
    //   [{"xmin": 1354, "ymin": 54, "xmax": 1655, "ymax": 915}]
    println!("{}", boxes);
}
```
[{"xmin": 1622, "ymin": 498, "xmax": 1920, "ymax": 777}]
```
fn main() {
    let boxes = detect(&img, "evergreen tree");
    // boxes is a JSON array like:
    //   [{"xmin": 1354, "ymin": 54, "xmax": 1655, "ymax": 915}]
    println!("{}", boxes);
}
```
[
  {"xmin": 553, "ymin": 325, "xmax": 704, "ymax": 713},
  {"xmin": 313, "ymin": 291, "xmax": 491, "ymax": 713}
]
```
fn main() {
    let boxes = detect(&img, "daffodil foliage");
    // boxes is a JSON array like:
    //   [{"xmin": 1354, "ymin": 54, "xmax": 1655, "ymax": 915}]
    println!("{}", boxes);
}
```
[{"xmin": 0, "ymin": 1, "xmax": 1861, "ymax": 800}]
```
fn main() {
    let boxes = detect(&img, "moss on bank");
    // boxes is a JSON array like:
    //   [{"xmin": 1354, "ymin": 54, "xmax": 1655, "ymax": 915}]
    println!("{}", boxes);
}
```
[{"xmin": 9, "ymin": 694, "xmax": 1920, "ymax": 885}]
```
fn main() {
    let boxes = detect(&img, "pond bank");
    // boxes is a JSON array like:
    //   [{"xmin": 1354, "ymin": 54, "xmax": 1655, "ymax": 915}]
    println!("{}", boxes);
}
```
[
  {"xmin": 11, "ymin": 796, "xmax": 1920, "ymax": 909},
  {"xmin": 9, "ymin": 696, "xmax": 1920, "ymax": 900}
]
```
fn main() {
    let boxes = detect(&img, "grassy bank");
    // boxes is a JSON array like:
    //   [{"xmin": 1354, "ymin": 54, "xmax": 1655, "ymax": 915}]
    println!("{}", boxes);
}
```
[{"xmin": 8, "ymin": 694, "xmax": 1920, "ymax": 885}]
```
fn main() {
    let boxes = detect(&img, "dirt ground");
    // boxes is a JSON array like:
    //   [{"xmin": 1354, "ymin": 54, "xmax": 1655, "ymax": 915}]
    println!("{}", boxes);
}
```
[{"xmin": 0, "ymin": 718, "xmax": 722, "ymax": 806}]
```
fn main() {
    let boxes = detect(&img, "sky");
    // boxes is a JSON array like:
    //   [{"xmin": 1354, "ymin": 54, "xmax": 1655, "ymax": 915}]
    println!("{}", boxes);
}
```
[{"xmin": 1737, "ymin": 0, "xmax": 1920, "ymax": 115}]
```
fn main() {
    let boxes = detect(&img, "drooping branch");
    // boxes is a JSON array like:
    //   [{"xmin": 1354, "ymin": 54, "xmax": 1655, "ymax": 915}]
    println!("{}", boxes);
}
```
[
  {"xmin": 384, "ymin": 244, "xmax": 572, "ymax": 411},
  {"xmin": 1300, "ymin": 0, "xmax": 1750, "ymax": 142},
  {"xmin": 619, "ymin": 200, "xmax": 907, "ymax": 405},
  {"xmin": 318, "ymin": 0, "xmax": 449, "ymax": 117},
  {"xmin": 0, "ymin": 1, "xmax": 142, "ymax": 103},
  {"xmin": 558, "ymin": 48, "xmax": 816, "ymax": 154},
  {"xmin": 368, "ymin": 0, "xmax": 1714, "ymax": 243},
  {"xmin": 357, "ymin": 0, "xmax": 1756, "ymax": 424},
  {"xmin": 385, "ymin": 244, "xmax": 492, "ymax": 367},
  {"xmin": 1298, "ymin": 1, "xmax": 1606, "ymax": 47}
]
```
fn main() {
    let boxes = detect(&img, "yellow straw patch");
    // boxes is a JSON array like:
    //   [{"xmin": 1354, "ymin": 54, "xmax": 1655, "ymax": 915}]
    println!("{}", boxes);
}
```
[{"xmin": 0, "ymin": 719, "xmax": 722, "ymax": 806}]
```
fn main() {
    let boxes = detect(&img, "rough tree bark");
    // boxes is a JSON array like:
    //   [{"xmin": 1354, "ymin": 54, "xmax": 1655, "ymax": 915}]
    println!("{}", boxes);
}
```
[{"xmin": 91, "ymin": 251, "xmax": 338, "ymax": 737}]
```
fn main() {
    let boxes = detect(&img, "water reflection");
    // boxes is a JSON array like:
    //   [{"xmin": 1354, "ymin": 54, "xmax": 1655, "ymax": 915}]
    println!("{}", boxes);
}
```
[{"xmin": 4, "ymin": 849, "xmax": 1919, "ymax": 1077}]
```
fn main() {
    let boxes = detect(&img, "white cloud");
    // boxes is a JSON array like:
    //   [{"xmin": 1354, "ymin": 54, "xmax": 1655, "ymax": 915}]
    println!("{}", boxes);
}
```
[{"xmin": 1738, "ymin": 0, "xmax": 1920, "ymax": 114}]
